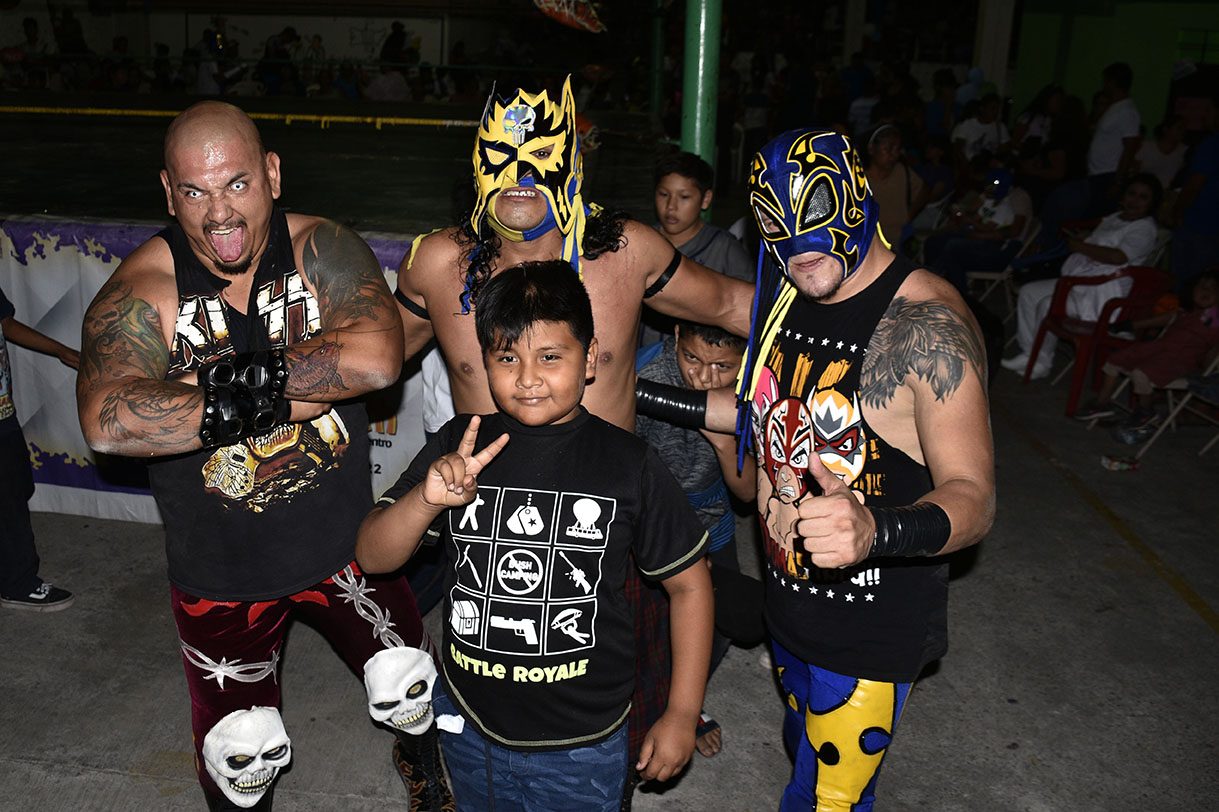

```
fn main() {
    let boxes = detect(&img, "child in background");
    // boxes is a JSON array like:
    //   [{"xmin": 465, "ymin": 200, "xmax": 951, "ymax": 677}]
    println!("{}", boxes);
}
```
[
  {"xmin": 645, "ymin": 152, "xmax": 753, "ymax": 346},
  {"xmin": 358, "ymin": 261, "xmax": 713, "ymax": 811},
  {"xmin": 1075, "ymin": 271, "xmax": 1219, "ymax": 442},
  {"xmin": 1, "ymin": 284, "xmax": 77, "ymax": 611},
  {"xmin": 653, "ymin": 152, "xmax": 753, "ymax": 280},
  {"xmin": 636, "ymin": 320, "xmax": 762, "ymax": 758}
]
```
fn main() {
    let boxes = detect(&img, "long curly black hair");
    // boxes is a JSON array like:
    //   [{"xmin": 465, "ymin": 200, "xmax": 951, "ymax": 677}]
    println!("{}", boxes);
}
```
[{"xmin": 451, "ymin": 205, "xmax": 630, "ymax": 312}]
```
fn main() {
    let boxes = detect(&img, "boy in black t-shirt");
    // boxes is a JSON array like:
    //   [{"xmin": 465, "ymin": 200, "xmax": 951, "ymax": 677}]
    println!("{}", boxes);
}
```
[{"xmin": 358, "ymin": 261, "xmax": 713, "ymax": 811}]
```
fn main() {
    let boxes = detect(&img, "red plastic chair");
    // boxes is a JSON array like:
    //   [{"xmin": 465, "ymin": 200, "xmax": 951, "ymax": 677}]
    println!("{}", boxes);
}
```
[{"xmin": 1023, "ymin": 266, "xmax": 1174, "ymax": 416}]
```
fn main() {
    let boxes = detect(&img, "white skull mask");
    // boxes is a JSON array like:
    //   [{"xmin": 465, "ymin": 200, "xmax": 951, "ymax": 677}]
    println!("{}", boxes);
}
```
[
  {"xmin": 202, "ymin": 707, "xmax": 291, "ymax": 808},
  {"xmin": 364, "ymin": 647, "xmax": 436, "ymax": 736}
]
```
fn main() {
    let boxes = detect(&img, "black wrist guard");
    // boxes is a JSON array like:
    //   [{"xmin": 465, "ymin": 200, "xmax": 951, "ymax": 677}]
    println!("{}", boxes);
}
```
[
  {"xmin": 198, "ymin": 350, "xmax": 291, "ymax": 449},
  {"xmin": 635, "ymin": 377, "xmax": 708, "ymax": 429},
  {"xmin": 867, "ymin": 503, "xmax": 951, "ymax": 558}
]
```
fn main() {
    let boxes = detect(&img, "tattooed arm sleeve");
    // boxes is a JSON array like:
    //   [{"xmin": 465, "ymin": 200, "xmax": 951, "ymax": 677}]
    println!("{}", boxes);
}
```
[
  {"xmin": 287, "ymin": 220, "xmax": 404, "ymax": 400},
  {"xmin": 860, "ymin": 295, "xmax": 995, "ymax": 552},
  {"xmin": 76, "ymin": 275, "xmax": 205, "ymax": 457}
]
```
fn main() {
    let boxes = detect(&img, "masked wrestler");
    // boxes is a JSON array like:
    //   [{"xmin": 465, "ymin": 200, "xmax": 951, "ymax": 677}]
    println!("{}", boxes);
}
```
[
  {"xmin": 652, "ymin": 129, "xmax": 995, "ymax": 809},
  {"xmin": 76, "ymin": 102, "xmax": 451, "ymax": 812},
  {"xmin": 393, "ymin": 77, "xmax": 752, "ymax": 798},
  {"xmin": 743, "ymin": 129, "xmax": 995, "ymax": 810}
]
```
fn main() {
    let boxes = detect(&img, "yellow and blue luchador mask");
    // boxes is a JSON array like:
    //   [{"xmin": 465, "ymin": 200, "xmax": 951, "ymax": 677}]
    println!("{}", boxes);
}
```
[
  {"xmin": 471, "ymin": 77, "xmax": 585, "ymax": 267},
  {"xmin": 747, "ymin": 130, "xmax": 879, "ymax": 281}
]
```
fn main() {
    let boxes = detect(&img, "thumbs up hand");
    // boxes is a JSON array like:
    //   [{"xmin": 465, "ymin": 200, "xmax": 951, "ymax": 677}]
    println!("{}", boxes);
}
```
[{"xmin": 796, "ymin": 458, "xmax": 873, "ymax": 569}]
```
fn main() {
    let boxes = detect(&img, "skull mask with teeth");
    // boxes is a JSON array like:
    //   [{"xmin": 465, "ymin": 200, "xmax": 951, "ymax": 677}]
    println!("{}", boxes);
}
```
[
  {"xmin": 202, "ymin": 707, "xmax": 291, "ymax": 808},
  {"xmin": 364, "ymin": 647, "xmax": 436, "ymax": 735}
]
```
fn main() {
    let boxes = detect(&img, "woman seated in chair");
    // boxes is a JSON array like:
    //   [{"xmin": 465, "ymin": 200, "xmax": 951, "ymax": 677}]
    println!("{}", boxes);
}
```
[
  {"xmin": 1075, "ymin": 271, "xmax": 1219, "ymax": 441},
  {"xmin": 1003, "ymin": 173, "xmax": 1161, "ymax": 379}
]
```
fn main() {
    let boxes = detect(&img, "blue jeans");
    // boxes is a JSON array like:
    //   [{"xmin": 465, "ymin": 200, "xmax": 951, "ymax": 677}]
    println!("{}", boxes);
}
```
[
  {"xmin": 773, "ymin": 639, "xmax": 912, "ymax": 812},
  {"xmin": 434, "ymin": 681, "xmax": 628, "ymax": 812}
]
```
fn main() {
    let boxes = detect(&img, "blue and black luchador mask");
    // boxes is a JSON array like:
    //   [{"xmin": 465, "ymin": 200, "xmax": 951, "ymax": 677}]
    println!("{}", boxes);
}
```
[{"xmin": 747, "ymin": 130, "xmax": 879, "ymax": 281}]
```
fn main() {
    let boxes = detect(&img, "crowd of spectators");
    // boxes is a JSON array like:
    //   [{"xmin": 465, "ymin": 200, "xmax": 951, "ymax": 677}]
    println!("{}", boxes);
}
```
[
  {"xmin": 0, "ymin": 13, "xmax": 491, "ymax": 105},
  {"xmin": 701, "ymin": 45, "xmax": 1217, "ymax": 442}
]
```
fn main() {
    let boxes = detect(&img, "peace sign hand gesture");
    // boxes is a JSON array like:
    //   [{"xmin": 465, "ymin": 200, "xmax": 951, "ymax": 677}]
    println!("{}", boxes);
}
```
[{"xmin": 421, "ymin": 416, "xmax": 509, "ymax": 509}]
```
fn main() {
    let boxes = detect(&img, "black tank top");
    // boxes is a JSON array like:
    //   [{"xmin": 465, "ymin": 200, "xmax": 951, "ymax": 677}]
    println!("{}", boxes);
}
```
[
  {"xmin": 749, "ymin": 255, "xmax": 947, "ymax": 681},
  {"xmin": 148, "ymin": 209, "xmax": 372, "ymax": 601}
]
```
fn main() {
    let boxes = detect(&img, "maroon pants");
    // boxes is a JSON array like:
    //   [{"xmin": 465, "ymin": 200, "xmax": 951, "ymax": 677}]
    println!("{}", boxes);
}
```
[{"xmin": 171, "ymin": 562, "xmax": 427, "ymax": 797}]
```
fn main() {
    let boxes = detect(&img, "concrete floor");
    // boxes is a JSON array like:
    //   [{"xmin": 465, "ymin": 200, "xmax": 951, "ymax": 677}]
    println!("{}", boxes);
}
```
[
  {"xmin": 2, "ymin": 103, "xmax": 1217, "ymax": 810},
  {"xmin": 3, "ymin": 365, "xmax": 1216, "ymax": 812}
]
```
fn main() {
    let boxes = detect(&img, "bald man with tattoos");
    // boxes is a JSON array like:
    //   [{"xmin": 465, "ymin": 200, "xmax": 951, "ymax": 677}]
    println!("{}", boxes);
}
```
[{"xmin": 76, "ymin": 102, "xmax": 451, "ymax": 812}]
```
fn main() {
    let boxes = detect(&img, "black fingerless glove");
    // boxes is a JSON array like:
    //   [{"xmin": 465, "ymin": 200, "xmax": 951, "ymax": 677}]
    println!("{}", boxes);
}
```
[{"xmin": 198, "ymin": 350, "xmax": 291, "ymax": 449}]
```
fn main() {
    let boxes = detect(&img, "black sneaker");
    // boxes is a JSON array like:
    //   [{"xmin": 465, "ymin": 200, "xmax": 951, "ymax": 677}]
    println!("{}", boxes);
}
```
[{"xmin": 1, "ymin": 581, "xmax": 74, "ymax": 612}]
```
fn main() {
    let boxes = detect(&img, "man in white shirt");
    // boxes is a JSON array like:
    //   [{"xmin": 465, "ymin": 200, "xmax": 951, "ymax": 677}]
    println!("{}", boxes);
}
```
[
  {"xmin": 952, "ymin": 94, "xmax": 1011, "ymax": 165},
  {"xmin": 1040, "ymin": 63, "xmax": 1141, "ymax": 245}
]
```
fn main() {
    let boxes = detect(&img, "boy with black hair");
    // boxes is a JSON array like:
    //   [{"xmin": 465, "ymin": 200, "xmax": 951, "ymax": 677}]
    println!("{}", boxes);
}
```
[
  {"xmin": 635, "ymin": 318, "xmax": 761, "ymax": 757},
  {"xmin": 653, "ymin": 151, "xmax": 753, "ymax": 283},
  {"xmin": 358, "ymin": 261, "xmax": 713, "ymax": 811},
  {"xmin": 646, "ymin": 151, "xmax": 753, "ymax": 349}
]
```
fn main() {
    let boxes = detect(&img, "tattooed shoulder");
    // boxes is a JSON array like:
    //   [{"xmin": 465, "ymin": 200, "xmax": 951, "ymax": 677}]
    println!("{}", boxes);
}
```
[
  {"xmin": 860, "ymin": 295, "xmax": 984, "ymax": 408},
  {"xmin": 81, "ymin": 275, "xmax": 171, "ymax": 383},
  {"xmin": 300, "ymin": 220, "xmax": 389, "ymax": 327}
]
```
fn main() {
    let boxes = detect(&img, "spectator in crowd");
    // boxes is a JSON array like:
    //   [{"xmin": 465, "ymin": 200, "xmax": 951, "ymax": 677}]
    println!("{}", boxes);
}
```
[
  {"xmin": 1169, "ymin": 92, "xmax": 1219, "ymax": 293},
  {"xmin": 952, "ymin": 93, "xmax": 1010, "ymax": 170},
  {"xmin": 848, "ymin": 77, "xmax": 880, "ymax": 139},
  {"xmin": 1017, "ymin": 94, "xmax": 1089, "ymax": 210},
  {"xmin": 381, "ymin": 21, "xmax": 407, "ymax": 67},
  {"xmin": 645, "ymin": 151, "xmax": 753, "ymax": 346},
  {"xmin": 259, "ymin": 26, "xmax": 300, "ymax": 94},
  {"xmin": 925, "ymin": 68, "xmax": 960, "ymax": 139},
  {"xmin": 6, "ymin": 17, "xmax": 53, "ymax": 89},
  {"xmin": 865, "ymin": 124, "xmax": 925, "ymax": 250},
  {"xmin": 1040, "ymin": 62, "xmax": 1142, "ymax": 247},
  {"xmin": 839, "ymin": 51, "xmax": 874, "ymax": 103},
  {"xmin": 929, "ymin": 167, "xmax": 1032, "ymax": 293},
  {"xmin": 915, "ymin": 133, "xmax": 956, "ymax": 208},
  {"xmin": 1004, "ymin": 173, "xmax": 1161, "ymax": 379},
  {"xmin": 635, "ymin": 317, "xmax": 760, "ymax": 759},
  {"xmin": 1012, "ymin": 83, "xmax": 1064, "ymax": 155},
  {"xmin": 1134, "ymin": 115, "xmax": 1189, "ymax": 193},
  {"xmin": 1074, "ymin": 271, "xmax": 1219, "ymax": 443},
  {"xmin": 1, "ymin": 284, "xmax": 77, "ymax": 612}
]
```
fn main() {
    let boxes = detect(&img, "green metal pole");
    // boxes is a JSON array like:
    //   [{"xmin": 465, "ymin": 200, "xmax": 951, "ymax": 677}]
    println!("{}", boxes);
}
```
[
  {"xmin": 680, "ymin": 0, "xmax": 721, "ymax": 165},
  {"xmin": 650, "ymin": 0, "xmax": 665, "ymax": 123}
]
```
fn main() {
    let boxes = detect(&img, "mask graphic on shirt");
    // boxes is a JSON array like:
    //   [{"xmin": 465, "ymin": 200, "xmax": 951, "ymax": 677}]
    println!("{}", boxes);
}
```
[{"xmin": 809, "ymin": 359, "xmax": 866, "ymax": 485}]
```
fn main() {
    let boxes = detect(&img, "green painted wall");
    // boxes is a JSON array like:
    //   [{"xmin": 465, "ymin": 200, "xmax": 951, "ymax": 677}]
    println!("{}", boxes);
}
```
[{"xmin": 1013, "ymin": 2, "xmax": 1219, "ymax": 129}]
